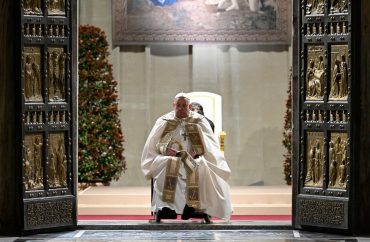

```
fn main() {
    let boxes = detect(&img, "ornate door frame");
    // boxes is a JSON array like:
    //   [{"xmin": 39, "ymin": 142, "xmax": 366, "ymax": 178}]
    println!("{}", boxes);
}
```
[
  {"xmin": 21, "ymin": 0, "xmax": 78, "ymax": 233},
  {"xmin": 293, "ymin": 0, "xmax": 370, "ymax": 234},
  {"xmin": 0, "ymin": 0, "xmax": 77, "ymax": 234}
]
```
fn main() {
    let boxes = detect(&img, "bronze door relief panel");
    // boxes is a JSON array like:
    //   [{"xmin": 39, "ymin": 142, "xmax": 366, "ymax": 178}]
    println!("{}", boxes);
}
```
[
  {"xmin": 328, "ymin": 132, "xmax": 348, "ymax": 189},
  {"xmin": 20, "ymin": 0, "xmax": 75, "ymax": 231},
  {"xmin": 24, "ymin": 47, "xmax": 43, "ymax": 102},
  {"xmin": 23, "ymin": 0, "xmax": 43, "ymax": 15},
  {"xmin": 47, "ymin": 0, "xmax": 66, "ymax": 16},
  {"xmin": 305, "ymin": 46, "xmax": 325, "ymax": 101},
  {"xmin": 304, "ymin": 132, "xmax": 325, "ymax": 188},
  {"xmin": 48, "ymin": 47, "xmax": 67, "ymax": 101},
  {"xmin": 296, "ymin": 0, "xmax": 351, "ymax": 230},
  {"xmin": 329, "ymin": 45, "xmax": 349, "ymax": 101},
  {"xmin": 48, "ymin": 133, "xmax": 68, "ymax": 188},
  {"xmin": 24, "ymin": 134, "xmax": 44, "ymax": 190}
]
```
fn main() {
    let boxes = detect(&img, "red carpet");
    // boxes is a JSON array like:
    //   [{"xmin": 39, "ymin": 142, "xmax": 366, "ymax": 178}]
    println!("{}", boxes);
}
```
[{"xmin": 78, "ymin": 215, "xmax": 291, "ymax": 221}]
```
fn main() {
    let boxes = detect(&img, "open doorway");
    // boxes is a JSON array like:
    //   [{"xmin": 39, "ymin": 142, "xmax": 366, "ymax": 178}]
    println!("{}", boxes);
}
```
[{"xmin": 78, "ymin": 0, "xmax": 292, "ymax": 222}]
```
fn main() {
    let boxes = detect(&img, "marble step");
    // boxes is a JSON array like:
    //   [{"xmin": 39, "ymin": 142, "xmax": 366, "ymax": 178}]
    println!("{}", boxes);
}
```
[
  {"xmin": 78, "ymin": 203, "xmax": 291, "ymax": 215},
  {"xmin": 78, "ymin": 186, "xmax": 292, "ymax": 205},
  {"xmin": 78, "ymin": 186, "xmax": 292, "ymax": 215}
]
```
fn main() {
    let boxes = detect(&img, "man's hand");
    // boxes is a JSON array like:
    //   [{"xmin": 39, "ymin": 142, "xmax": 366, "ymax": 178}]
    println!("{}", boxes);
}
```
[
  {"xmin": 190, "ymin": 150, "xmax": 200, "ymax": 159},
  {"xmin": 166, "ymin": 147, "xmax": 179, "ymax": 157},
  {"xmin": 167, "ymin": 148, "xmax": 199, "ymax": 159}
]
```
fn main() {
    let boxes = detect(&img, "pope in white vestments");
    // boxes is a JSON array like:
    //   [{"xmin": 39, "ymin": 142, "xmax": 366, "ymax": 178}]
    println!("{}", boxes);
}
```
[{"xmin": 141, "ymin": 93, "xmax": 233, "ymax": 221}]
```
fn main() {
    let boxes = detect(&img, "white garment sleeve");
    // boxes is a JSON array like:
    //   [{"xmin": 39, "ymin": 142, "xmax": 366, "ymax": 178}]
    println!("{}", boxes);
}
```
[
  {"xmin": 196, "ymin": 117, "xmax": 231, "ymax": 181},
  {"xmin": 141, "ymin": 118, "xmax": 171, "ymax": 180},
  {"xmin": 196, "ymin": 117, "xmax": 233, "ymax": 220}
]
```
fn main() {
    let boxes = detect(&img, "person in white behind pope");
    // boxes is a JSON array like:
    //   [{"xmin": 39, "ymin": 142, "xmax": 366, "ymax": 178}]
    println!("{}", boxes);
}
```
[{"xmin": 141, "ymin": 92, "xmax": 233, "ymax": 222}]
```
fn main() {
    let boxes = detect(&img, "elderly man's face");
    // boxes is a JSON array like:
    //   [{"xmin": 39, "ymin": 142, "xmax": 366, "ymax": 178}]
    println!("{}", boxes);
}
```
[{"xmin": 173, "ymin": 98, "xmax": 191, "ymax": 118}]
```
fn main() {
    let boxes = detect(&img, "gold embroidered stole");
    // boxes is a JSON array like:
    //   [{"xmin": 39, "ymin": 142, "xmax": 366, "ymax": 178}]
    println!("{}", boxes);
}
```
[
  {"xmin": 184, "ymin": 123, "xmax": 204, "ymax": 209},
  {"xmin": 162, "ymin": 157, "xmax": 180, "ymax": 203},
  {"xmin": 157, "ymin": 120, "xmax": 179, "ymax": 155},
  {"xmin": 185, "ymin": 123, "xmax": 205, "ymax": 156},
  {"xmin": 158, "ymin": 114, "xmax": 204, "ymax": 209}
]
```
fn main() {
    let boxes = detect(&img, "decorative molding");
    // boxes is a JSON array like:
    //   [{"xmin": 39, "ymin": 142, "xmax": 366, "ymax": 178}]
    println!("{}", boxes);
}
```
[
  {"xmin": 298, "ymin": 197, "xmax": 346, "ymax": 227},
  {"xmin": 25, "ymin": 199, "xmax": 73, "ymax": 229}
]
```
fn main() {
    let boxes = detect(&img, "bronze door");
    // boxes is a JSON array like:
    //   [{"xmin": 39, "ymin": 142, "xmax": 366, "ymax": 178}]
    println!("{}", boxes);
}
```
[
  {"xmin": 291, "ymin": 0, "xmax": 364, "ymax": 233},
  {"xmin": 20, "ymin": 0, "xmax": 77, "ymax": 233}
]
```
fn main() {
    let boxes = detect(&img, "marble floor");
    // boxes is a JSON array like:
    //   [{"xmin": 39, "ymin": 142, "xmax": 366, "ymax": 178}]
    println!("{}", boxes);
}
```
[
  {"xmin": 1, "ymin": 220, "xmax": 369, "ymax": 241},
  {"xmin": 2, "ymin": 229, "xmax": 370, "ymax": 242}
]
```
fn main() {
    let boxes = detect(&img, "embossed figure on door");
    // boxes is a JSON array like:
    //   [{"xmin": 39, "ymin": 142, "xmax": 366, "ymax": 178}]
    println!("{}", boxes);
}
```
[
  {"xmin": 305, "ymin": 132, "xmax": 324, "ymax": 187},
  {"xmin": 48, "ymin": 47, "xmax": 66, "ymax": 101},
  {"xmin": 48, "ymin": 0, "xmax": 65, "ymax": 15},
  {"xmin": 330, "ymin": 45, "xmax": 349, "ymax": 100},
  {"xmin": 24, "ymin": 47, "xmax": 42, "ymax": 102},
  {"xmin": 24, "ymin": 134, "xmax": 44, "ymax": 190},
  {"xmin": 306, "ymin": 0, "xmax": 324, "ymax": 15},
  {"xmin": 48, "ymin": 133, "xmax": 67, "ymax": 188},
  {"xmin": 328, "ymin": 133, "xmax": 348, "ymax": 189},
  {"xmin": 330, "ymin": 0, "xmax": 348, "ymax": 14},
  {"xmin": 23, "ymin": 0, "xmax": 42, "ymax": 15},
  {"xmin": 306, "ymin": 46, "xmax": 325, "ymax": 100}
]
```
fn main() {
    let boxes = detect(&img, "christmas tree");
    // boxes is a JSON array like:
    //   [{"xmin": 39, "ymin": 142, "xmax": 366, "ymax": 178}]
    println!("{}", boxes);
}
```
[
  {"xmin": 282, "ymin": 70, "xmax": 292, "ymax": 185},
  {"xmin": 78, "ymin": 25, "xmax": 126, "ymax": 182}
]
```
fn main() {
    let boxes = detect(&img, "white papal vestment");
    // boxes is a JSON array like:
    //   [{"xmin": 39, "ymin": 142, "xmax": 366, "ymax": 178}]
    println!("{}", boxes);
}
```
[{"xmin": 141, "ymin": 111, "xmax": 233, "ymax": 220}]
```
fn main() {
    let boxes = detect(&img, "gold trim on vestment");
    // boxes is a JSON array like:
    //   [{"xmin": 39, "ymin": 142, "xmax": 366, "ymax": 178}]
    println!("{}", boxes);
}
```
[
  {"xmin": 185, "ymin": 123, "xmax": 204, "ymax": 155},
  {"xmin": 162, "ymin": 157, "xmax": 181, "ymax": 203},
  {"xmin": 186, "ymin": 167, "xmax": 200, "ymax": 209},
  {"xmin": 157, "ymin": 120, "xmax": 179, "ymax": 155}
]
